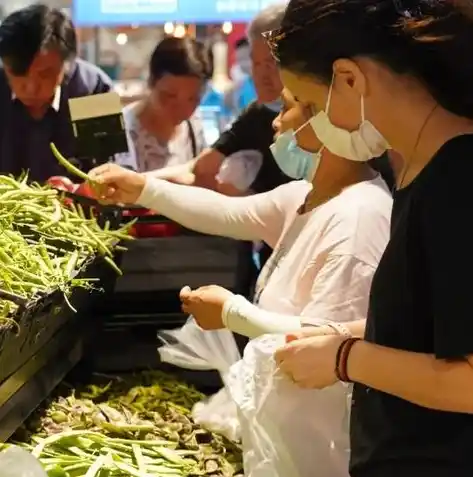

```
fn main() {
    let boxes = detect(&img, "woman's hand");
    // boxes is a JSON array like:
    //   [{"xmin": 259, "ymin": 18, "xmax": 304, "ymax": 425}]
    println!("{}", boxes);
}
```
[
  {"xmin": 286, "ymin": 325, "xmax": 341, "ymax": 343},
  {"xmin": 89, "ymin": 163, "xmax": 146, "ymax": 204},
  {"xmin": 275, "ymin": 334, "xmax": 347, "ymax": 389},
  {"xmin": 179, "ymin": 285, "xmax": 235, "ymax": 330}
]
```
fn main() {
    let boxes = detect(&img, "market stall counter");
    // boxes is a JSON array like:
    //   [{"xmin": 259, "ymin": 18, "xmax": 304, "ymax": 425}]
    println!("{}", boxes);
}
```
[
  {"xmin": 0, "ymin": 174, "xmax": 132, "ymax": 442},
  {"xmin": 0, "ymin": 184, "xmax": 243, "ymax": 475}
]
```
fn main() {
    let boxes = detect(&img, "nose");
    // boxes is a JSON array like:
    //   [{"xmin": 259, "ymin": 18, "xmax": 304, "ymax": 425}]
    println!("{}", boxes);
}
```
[
  {"xmin": 272, "ymin": 115, "xmax": 282, "ymax": 140},
  {"xmin": 23, "ymin": 80, "xmax": 39, "ymax": 96}
]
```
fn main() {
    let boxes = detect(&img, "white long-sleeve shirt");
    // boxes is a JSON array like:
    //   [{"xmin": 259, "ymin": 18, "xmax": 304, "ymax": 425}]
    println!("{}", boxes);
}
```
[{"xmin": 137, "ymin": 175, "xmax": 393, "ymax": 337}]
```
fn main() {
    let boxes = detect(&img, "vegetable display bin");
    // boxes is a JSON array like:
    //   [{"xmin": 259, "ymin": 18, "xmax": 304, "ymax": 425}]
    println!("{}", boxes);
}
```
[
  {"xmin": 0, "ymin": 255, "xmax": 120, "ymax": 442},
  {"xmin": 91, "ymin": 228, "xmax": 241, "ymax": 382},
  {"xmin": 0, "ymin": 216, "xmax": 244, "ymax": 441},
  {"xmin": 99, "ymin": 231, "xmax": 239, "ymax": 323},
  {"xmin": 62, "ymin": 191, "xmax": 125, "ymax": 230}
]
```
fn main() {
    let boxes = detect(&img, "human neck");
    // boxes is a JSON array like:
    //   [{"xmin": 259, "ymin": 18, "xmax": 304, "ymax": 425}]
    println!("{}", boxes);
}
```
[
  {"xmin": 304, "ymin": 156, "xmax": 374, "ymax": 212},
  {"xmin": 26, "ymin": 105, "xmax": 49, "ymax": 120},
  {"xmin": 139, "ymin": 100, "xmax": 177, "ymax": 143},
  {"xmin": 391, "ymin": 103, "xmax": 473, "ymax": 188}
]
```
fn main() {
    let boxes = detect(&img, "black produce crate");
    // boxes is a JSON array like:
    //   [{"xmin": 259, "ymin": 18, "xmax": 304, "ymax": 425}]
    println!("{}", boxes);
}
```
[
  {"xmin": 0, "ymin": 255, "xmax": 119, "ymax": 388},
  {"xmin": 91, "ymin": 233, "xmax": 241, "ymax": 376},
  {"xmin": 99, "ymin": 235, "xmax": 240, "ymax": 321},
  {"xmin": 91, "ymin": 327, "xmax": 223, "ymax": 393},
  {"xmin": 0, "ymin": 256, "xmax": 120, "ymax": 442},
  {"xmin": 62, "ymin": 191, "xmax": 125, "ymax": 230}
]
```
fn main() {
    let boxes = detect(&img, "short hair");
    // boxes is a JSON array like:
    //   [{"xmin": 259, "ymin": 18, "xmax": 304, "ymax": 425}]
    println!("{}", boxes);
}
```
[
  {"xmin": 148, "ymin": 37, "xmax": 213, "ymax": 86},
  {"xmin": 247, "ymin": 2, "xmax": 288, "ymax": 44},
  {"xmin": 0, "ymin": 3, "xmax": 77, "ymax": 75},
  {"xmin": 235, "ymin": 37, "xmax": 250, "ymax": 50}
]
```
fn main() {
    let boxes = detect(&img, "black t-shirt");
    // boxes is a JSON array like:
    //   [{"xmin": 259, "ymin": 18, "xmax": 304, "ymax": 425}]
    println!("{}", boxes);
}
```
[
  {"xmin": 212, "ymin": 101, "xmax": 291, "ymax": 193},
  {"xmin": 368, "ymin": 152, "xmax": 395, "ymax": 191},
  {"xmin": 350, "ymin": 135, "xmax": 473, "ymax": 477}
]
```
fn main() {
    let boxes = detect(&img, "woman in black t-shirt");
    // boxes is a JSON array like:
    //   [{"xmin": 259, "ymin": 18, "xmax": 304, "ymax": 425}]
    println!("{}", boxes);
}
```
[{"xmin": 269, "ymin": 1, "xmax": 473, "ymax": 477}]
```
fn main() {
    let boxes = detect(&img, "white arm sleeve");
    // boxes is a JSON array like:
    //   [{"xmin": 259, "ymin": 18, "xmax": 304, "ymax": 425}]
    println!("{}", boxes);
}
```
[
  {"xmin": 222, "ymin": 294, "xmax": 302, "ymax": 339},
  {"xmin": 220, "ymin": 254, "xmax": 374, "ymax": 339},
  {"xmin": 136, "ymin": 176, "xmax": 290, "ymax": 245}
]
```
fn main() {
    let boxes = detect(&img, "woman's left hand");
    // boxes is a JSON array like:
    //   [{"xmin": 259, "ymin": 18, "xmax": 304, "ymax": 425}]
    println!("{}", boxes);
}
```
[
  {"xmin": 179, "ymin": 285, "xmax": 235, "ymax": 330},
  {"xmin": 274, "ymin": 334, "xmax": 347, "ymax": 389}
]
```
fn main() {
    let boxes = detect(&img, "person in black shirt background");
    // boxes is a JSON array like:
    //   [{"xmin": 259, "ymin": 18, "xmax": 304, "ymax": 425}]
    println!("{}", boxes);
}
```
[
  {"xmin": 270, "ymin": 1, "xmax": 473, "ymax": 477},
  {"xmin": 151, "ymin": 3, "xmax": 288, "ymax": 197}
]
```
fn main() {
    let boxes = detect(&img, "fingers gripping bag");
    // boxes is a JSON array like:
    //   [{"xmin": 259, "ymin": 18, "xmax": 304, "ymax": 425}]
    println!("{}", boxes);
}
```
[
  {"xmin": 228, "ymin": 334, "xmax": 351, "ymax": 477},
  {"xmin": 158, "ymin": 317, "xmax": 242, "ymax": 441}
]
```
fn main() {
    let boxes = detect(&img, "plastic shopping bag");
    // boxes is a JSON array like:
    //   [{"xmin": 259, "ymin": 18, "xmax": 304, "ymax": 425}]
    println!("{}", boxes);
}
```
[
  {"xmin": 158, "ymin": 317, "xmax": 242, "ymax": 440},
  {"xmin": 228, "ymin": 334, "xmax": 351, "ymax": 477},
  {"xmin": 0, "ymin": 446, "xmax": 47, "ymax": 477},
  {"xmin": 216, "ymin": 150, "xmax": 263, "ymax": 192}
]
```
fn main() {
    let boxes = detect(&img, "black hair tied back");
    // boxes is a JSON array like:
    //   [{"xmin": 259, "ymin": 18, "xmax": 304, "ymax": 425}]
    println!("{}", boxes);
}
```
[{"xmin": 276, "ymin": 0, "xmax": 473, "ymax": 120}]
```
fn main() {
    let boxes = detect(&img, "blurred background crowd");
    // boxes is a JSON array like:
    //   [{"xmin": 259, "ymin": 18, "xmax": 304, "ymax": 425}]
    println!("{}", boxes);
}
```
[{"xmin": 0, "ymin": 0, "xmax": 275, "ymax": 145}]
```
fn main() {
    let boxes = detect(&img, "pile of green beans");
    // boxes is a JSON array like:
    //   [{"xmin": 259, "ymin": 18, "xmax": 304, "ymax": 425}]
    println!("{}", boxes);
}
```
[
  {"xmin": 11, "ymin": 371, "xmax": 243, "ymax": 476},
  {"xmin": 12, "ymin": 430, "xmax": 204, "ymax": 477},
  {"xmin": 0, "ymin": 174, "xmax": 133, "ymax": 322}
]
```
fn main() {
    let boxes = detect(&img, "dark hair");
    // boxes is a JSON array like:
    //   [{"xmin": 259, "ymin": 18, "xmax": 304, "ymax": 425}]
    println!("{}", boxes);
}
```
[
  {"xmin": 0, "ymin": 3, "xmax": 76, "ymax": 75},
  {"xmin": 273, "ymin": 0, "xmax": 473, "ymax": 119},
  {"xmin": 235, "ymin": 37, "xmax": 250, "ymax": 49},
  {"xmin": 148, "ymin": 37, "xmax": 213, "ymax": 86}
]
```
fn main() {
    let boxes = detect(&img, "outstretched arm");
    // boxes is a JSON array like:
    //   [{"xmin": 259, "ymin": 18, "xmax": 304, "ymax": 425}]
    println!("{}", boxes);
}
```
[{"xmin": 137, "ymin": 176, "xmax": 288, "ymax": 244}]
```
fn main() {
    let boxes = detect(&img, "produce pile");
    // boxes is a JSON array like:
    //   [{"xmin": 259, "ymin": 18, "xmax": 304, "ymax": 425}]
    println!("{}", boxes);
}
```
[
  {"xmin": 0, "ymin": 173, "xmax": 132, "ymax": 322},
  {"xmin": 10, "ymin": 371, "xmax": 243, "ymax": 477}
]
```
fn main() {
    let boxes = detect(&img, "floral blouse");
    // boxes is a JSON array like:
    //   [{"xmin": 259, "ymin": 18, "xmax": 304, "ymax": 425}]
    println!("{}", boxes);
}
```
[{"xmin": 123, "ymin": 101, "xmax": 206, "ymax": 173}]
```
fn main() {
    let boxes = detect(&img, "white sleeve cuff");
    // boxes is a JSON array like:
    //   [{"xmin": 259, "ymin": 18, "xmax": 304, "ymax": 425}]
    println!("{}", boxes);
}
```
[
  {"xmin": 222, "ymin": 294, "xmax": 302, "ymax": 339},
  {"xmin": 136, "ymin": 176, "xmax": 163, "ymax": 208}
]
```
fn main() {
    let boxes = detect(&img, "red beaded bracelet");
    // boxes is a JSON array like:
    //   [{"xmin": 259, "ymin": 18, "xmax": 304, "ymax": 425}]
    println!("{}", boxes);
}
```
[{"xmin": 335, "ymin": 337, "xmax": 361, "ymax": 383}]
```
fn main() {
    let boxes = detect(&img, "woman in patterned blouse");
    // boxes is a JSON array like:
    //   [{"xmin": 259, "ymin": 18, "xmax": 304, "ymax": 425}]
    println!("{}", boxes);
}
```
[{"xmin": 123, "ymin": 37, "xmax": 213, "ymax": 172}]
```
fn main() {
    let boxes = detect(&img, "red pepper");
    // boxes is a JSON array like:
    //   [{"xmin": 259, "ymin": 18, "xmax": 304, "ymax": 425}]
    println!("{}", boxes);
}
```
[
  {"xmin": 74, "ymin": 182, "xmax": 95, "ymax": 198},
  {"xmin": 46, "ymin": 176, "xmax": 75, "ymax": 192},
  {"xmin": 123, "ymin": 208, "xmax": 180, "ymax": 238}
]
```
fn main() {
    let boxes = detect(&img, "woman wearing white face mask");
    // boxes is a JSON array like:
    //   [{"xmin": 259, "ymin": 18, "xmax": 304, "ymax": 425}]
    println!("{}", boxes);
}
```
[
  {"xmin": 270, "ymin": 1, "xmax": 473, "ymax": 477},
  {"xmin": 88, "ymin": 88, "xmax": 392, "ymax": 344}
]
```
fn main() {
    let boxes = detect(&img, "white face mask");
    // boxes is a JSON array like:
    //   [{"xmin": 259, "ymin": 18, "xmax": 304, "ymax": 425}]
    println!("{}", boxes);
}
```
[{"xmin": 308, "ymin": 77, "xmax": 390, "ymax": 162}]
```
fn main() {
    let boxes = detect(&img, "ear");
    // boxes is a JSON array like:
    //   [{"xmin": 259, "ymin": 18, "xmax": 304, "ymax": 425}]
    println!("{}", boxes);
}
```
[{"xmin": 332, "ymin": 58, "xmax": 366, "ymax": 97}]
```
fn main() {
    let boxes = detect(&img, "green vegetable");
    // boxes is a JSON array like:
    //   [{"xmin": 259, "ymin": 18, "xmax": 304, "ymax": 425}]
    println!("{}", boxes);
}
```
[
  {"xmin": 14, "ymin": 371, "xmax": 243, "ymax": 476},
  {"xmin": 50, "ymin": 143, "xmax": 92, "ymax": 183},
  {"xmin": 0, "ymin": 173, "xmax": 134, "ymax": 322},
  {"xmin": 44, "ymin": 464, "xmax": 69, "ymax": 477}
]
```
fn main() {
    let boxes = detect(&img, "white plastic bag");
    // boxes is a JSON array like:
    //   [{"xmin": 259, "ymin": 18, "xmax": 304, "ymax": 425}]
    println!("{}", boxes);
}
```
[
  {"xmin": 192, "ymin": 387, "xmax": 240, "ymax": 441},
  {"xmin": 228, "ymin": 334, "xmax": 351, "ymax": 477},
  {"xmin": 0, "ymin": 446, "xmax": 47, "ymax": 477},
  {"xmin": 216, "ymin": 150, "xmax": 263, "ymax": 192},
  {"xmin": 158, "ymin": 317, "xmax": 242, "ymax": 440}
]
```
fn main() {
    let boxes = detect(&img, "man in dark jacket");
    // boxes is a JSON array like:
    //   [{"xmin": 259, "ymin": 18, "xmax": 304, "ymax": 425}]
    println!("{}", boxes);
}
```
[{"xmin": 0, "ymin": 3, "xmax": 135, "ymax": 182}]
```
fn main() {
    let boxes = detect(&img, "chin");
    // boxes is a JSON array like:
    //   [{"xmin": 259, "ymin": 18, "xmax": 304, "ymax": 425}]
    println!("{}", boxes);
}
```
[
  {"xmin": 21, "ymin": 99, "xmax": 46, "ymax": 109},
  {"xmin": 173, "ymin": 116, "xmax": 188, "ymax": 126}
]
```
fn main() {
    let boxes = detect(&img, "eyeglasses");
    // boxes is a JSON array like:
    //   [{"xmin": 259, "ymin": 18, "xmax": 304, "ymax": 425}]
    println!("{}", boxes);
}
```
[
  {"xmin": 261, "ymin": 5, "xmax": 320, "ymax": 61},
  {"xmin": 261, "ymin": 28, "xmax": 286, "ymax": 61}
]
